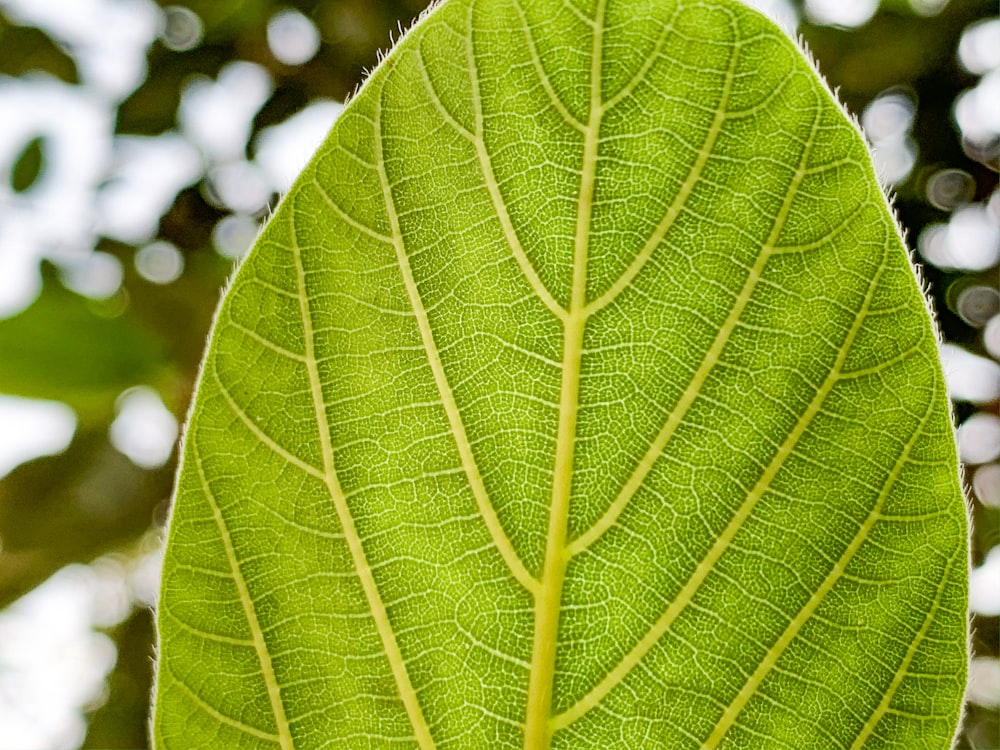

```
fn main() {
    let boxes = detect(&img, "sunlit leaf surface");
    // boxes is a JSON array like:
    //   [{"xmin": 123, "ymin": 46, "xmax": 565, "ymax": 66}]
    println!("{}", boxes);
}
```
[{"xmin": 153, "ymin": 0, "xmax": 968, "ymax": 747}]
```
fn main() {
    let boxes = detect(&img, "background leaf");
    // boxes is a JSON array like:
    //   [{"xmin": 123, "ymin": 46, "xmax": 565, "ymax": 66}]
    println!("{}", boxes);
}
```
[
  {"xmin": 9, "ymin": 134, "xmax": 44, "ymax": 193},
  {"xmin": 153, "ymin": 1, "xmax": 968, "ymax": 748},
  {"xmin": 0, "ymin": 268, "xmax": 171, "ymax": 422},
  {"xmin": 0, "ymin": 15, "xmax": 78, "ymax": 82}
]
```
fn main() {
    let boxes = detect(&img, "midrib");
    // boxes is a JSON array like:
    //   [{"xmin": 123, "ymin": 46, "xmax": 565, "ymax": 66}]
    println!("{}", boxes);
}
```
[{"xmin": 523, "ymin": 5, "xmax": 604, "ymax": 748}]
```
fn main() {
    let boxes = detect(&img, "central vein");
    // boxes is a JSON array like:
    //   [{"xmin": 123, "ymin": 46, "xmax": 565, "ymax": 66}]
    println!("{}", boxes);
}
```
[{"xmin": 523, "ymin": 5, "xmax": 604, "ymax": 747}]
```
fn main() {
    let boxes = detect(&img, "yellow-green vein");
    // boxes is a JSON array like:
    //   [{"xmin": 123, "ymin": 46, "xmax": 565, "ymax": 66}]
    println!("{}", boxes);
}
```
[
  {"xmin": 412, "ymin": 30, "xmax": 567, "ymax": 324},
  {"xmin": 465, "ymin": 5, "xmax": 569, "ymax": 322},
  {"xmin": 374, "ymin": 70, "xmax": 539, "ymax": 597},
  {"xmin": 168, "ymin": 661, "xmax": 282, "ymax": 744},
  {"xmin": 311, "ymin": 178, "xmax": 394, "ymax": 244},
  {"xmin": 288, "ymin": 205, "xmax": 437, "ymax": 750},
  {"xmin": 568, "ymin": 92, "xmax": 821, "ymax": 559},
  {"xmin": 599, "ymin": 4, "xmax": 682, "ymax": 114},
  {"xmin": 162, "ymin": 604, "xmax": 256, "ymax": 647},
  {"xmin": 849, "ymin": 551, "xmax": 962, "ymax": 750},
  {"xmin": 523, "ymin": 2, "xmax": 606, "ymax": 747},
  {"xmin": 212, "ymin": 367, "xmax": 324, "ymax": 481},
  {"xmin": 552, "ymin": 240, "xmax": 888, "ymax": 731},
  {"xmin": 584, "ymin": 11, "xmax": 741, "ymax": 317},
  {"xmin": 554, "ymin": 103, "xmax": 839, "ymax": 730},
  {"xmin": 228, "ymin": 318, "xmax": 308, "ymax": 363},
  {"xmin": 702, "ymin": 301, "xmax": 929, "ymax": 748},
  {"xmin": 192, "ymin": 441, "xmax": 293, "ymax": 750},
  {"xmin": 508, "ymin": 0, "xmax": 587, "ymax": 133}
]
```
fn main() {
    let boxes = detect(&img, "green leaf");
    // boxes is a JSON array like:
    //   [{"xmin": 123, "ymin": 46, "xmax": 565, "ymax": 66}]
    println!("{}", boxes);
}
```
[{"xmin": 152, "ymin": 0, "xmax": 968, "ymax": 748}]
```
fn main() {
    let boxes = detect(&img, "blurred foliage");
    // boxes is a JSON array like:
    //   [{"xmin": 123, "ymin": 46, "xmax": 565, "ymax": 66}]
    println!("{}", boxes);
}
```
[
  {"xmin": 9, "ymin": 135, "xmax": 44, "ymax": 193},
  {"xmin": 0, "ymin": 267, "xmax": 171, "ymax": 421},
  {"xmin": 0, "ymin": 0, "xmax": 996, "ymax": 748},
  {"xmin": 0, "ymin": 424, "xmax": 173, "ymax": 610},
  {"xmin": 82, "ymin": 608, "xmax": 155, "ymax": 750},
  {"xmin": 0, "ymin": 14, "xmax": 77, "ymax": 82}
]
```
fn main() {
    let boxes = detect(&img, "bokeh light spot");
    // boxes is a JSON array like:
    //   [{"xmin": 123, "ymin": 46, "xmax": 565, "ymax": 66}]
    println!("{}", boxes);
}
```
[
  {"xmin": 160, "ymin": 5, "xmax": 203, "ymax": 52},
  {"xmin": 954, "ymin": 71, "xmax": 1000, "ymax": 148},
  {"xmin": 0, "ymin": 564, "xmax": 119, "ymax": 750},
  {"xmin": 862, "ymin": 90, "xmax": 917, "ymax": 184},
  {"xmin": 108, "ymin": 387, "xmax": 178, "ymax": 469},
  {"xmin": 212, "ymin": 213, "xmax": 260, "ymax": 260},
  {"xmin": 805, "ymin": 0, "xmax": 878, "ymax": 29},
  {"xmin": 96, "ymin": 133, "xmax": 203, "ymax": 245},
  {"xmin": 908, "ymin": 0, "xmax": 949, "ymax": 16},
  {"xmin": 0, "ymin": 0, "xmax": 160, "ymax": 100},
  {"xmin": 967, "ymin": 658, "xmax": 1000, "ymax": 708},
  {"xmin": 206, "ymin": 160, "xmax": 272, "ymax": 214},
  {"xmin": 954, "ymin": 285, "xmax": 999, "ymax": 327},
  {"xmin": 973, "ymin": 464, "xmax": 999, "ymax": 509},
  {"xmin": 959, "ymin": 18, "xmax": 1000, "ymax": 76},
  {"xmin": 870, "ymin": 139, "xmax": 916, "ymax": 185},
  {"xmin": 939, "ymin": 343, "xmax": 1000, "ymax": 404},
  {"xmin": 0, "ymin": 396, "xmax": 76, "ymax": 479},
  {"xmin": 267, "ymin": 9, "xmax": 321, "ymax": 66},
  {"xmin": 254, "ymin": 99, "xmax": 342, "ymax": 193},
  {"xmin": 926, "ymin": 168, "xmax": 976, "ymax": 210},
  {"xmin": 862, "ymin": 91, "xmax": 915, "ymax": 142},
  {"xmin": 970, "ymin": 547, "xmax": 1000, "ymax": 616},
  {"xmin": 958, "ymin": 413, "xmax": 1000, "ymax": 465},
  {"xmin": 59, "ymin": 251, "xmax": 123, "ymax": 300},
  {"xmin": 135, "ymin": 241, "xmax": 184, "ymax": 284},
  {"xmin": 946, "ymin": 204, "xmax": 1000, "ymax": 271},
  {"xmin": 178, "ymin": 61, "xmax": 273, "ymax": 163},
  {"xmin": 920, "ymin": 206, "xmax": 1000, "ymax": 272},
  {"xmin": 983, "ymin": 314, "xmax": 1000, "ymax": 359},
  {"xmin": 88, "ymin": 557, "xmax": 131, "ymax": 629}
]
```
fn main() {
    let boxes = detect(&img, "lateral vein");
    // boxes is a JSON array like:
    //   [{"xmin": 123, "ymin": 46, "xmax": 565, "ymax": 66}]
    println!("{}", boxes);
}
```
[
  {"xmin": 213, "ymin": 369, "xmax": 325, "ymax": 481},
  {"xmin": 848, "ymin": 551, "xmax": 961, "ymax": 750},
  {"xmin": 700, "ymin": 254, "xmax": 917, "ymax": 748},
  {"xmin": 375, "ymin": 68, "xmax": 539, "ymax": 597},
  {"xmin": 228, "ymin": 318, "xmax": 308, "ymax": 363},
  {"xmin": 466, "ymin": 2, "xmax": 569, "ymax": 322},
  {"xmin": 192, "ymin": 442, "xmax": 293, "ymax": 750},
  {"xmin": 554, "ymin": 103, "xmax": 828, "ymax": 729},
  {"xmin": 162, "ymin": 604, "xmax": 257, "ymax": 647},
  {"xmin": 568, "ymin": 72, "xmax": 810, "ymax": 559},
  {"xmin": 509, "ymin": 0, "xmax": 587, "ymax": 133},
  {"xmin": 312, "ymin": 178, "xmax": 394, "ymax": 244},
  {"xmin": 288, "ymin": 201, "xmax": 437, "ymax": 749},
  {"xmin": 585, "ymin": 20, "xmax": 741, "ymax": 317},
  {"xmin": 414, "ymin": 46, "xmax": 477, "ymax": 142},
  {"xmin": 599, "ymin": 4, "xmax": 680, "ymax": 114}
]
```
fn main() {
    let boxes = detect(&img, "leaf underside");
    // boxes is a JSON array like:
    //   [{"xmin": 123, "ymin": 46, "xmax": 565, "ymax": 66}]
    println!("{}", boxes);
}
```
[{"xmin": 152, "ymin": 1, "xmax": 967, "ymax": 748}]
